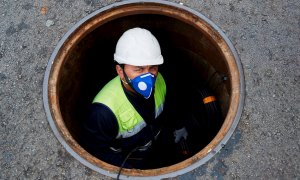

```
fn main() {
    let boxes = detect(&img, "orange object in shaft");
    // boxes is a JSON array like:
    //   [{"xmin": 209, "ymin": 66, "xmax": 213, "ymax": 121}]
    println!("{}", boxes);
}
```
[{"xmin": 203, "ymin": 96, "xmax": 216, "ymax": 104}]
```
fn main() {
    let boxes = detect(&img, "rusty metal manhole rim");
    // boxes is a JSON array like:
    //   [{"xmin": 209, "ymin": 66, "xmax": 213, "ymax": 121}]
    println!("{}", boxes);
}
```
[{"xmin": 43, "ymin": 0, "xmax": 245, "ymax": 179}]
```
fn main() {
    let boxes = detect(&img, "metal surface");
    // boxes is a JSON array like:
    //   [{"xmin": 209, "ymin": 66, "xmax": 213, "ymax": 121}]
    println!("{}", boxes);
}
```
[{"xmin": 43, "ymin": 0, "xmax": 245, "ymax": 179}]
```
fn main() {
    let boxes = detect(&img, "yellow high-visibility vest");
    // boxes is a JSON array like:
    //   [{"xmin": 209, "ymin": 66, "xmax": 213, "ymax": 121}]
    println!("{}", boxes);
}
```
[{"xmin": 93, "ymin": 73, "xmax": 166, "ymax": 139}]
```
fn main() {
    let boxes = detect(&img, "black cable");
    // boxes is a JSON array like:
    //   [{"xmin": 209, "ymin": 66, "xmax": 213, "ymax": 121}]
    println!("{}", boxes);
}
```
[
  {"xmin": 116, "ymin": 146, "xmax": 146, "ymax": 180},
  {"xmin": 196, "ymin": 86, "xmax": 222, "ymax": 132}
]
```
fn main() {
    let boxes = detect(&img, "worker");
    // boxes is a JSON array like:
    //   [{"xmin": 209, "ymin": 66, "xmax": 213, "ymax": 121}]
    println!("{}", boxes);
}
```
[{"xmin": 82, "ymin": 27, "xmax": 188, "ymax": 169}]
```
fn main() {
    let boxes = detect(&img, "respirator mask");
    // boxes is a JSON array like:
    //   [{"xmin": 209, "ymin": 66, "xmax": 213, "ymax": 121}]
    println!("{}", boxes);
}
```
[{"xmin": 126, "ymin": 72, "xmax": 156, "ymax": 99}]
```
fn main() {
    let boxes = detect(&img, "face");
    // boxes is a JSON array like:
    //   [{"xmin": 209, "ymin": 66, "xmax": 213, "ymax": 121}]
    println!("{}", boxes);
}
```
[{"xmin": 116, "ymin": 64, "xmax": 159, "ymax": 92}]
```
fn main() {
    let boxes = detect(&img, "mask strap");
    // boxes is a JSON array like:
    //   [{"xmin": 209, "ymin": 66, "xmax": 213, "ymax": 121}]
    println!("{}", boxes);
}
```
[
  {"xmin": 121, "ymin": 79, "xmax": 128, "ymax": 85},
  {"xmin": 119, "ymin": 64, "xmax": 132, "ymax": 85},
  {"xmin": 119, "ymin": 65, "xmax": 140, "ymax": 97}
]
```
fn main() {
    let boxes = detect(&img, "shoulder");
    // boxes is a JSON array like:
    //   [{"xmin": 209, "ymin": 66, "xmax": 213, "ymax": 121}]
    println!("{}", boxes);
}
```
[
  {"xmin": 93, "ymin": 76, "xmax": 122, "ymax": 104},
  {"xmin": 157, "ymin": 72, "xmax": 166, "ymax": 86}
]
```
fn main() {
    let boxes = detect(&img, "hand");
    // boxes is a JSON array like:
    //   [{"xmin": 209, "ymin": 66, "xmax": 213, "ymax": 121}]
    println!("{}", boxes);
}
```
[{"xmin": 174, "ymin": 127, "xmax": 188, "ymax": 143}]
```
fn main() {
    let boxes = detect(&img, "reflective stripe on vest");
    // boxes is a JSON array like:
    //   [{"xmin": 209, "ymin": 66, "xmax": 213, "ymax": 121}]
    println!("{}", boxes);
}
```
[{"xmin": 93, "ymin": 73, "xmax": 166, "ymax": 139}]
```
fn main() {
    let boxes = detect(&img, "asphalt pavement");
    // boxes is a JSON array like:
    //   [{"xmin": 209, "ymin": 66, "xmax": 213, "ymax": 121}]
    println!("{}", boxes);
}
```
[{"xmin": 1, "ymin": 0, "xmax": 299, "ymax": 179}]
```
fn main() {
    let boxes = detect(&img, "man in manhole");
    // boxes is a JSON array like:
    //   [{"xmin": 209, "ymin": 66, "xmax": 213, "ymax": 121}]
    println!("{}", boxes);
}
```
[{"xmin": 82, "ymin": 27, "xmax": 188, "ymax": 169}]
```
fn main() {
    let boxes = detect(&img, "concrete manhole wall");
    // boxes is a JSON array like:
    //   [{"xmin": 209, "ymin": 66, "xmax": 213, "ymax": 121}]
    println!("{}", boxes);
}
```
[{"xmin": 43, "ymin": 0, "xmax": 245, "ymax": 179}]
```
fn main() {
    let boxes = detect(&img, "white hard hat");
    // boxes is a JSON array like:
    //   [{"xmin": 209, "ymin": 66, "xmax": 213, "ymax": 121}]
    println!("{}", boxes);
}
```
[{"xmin": 114, "ymin": 27, "xmax": 164, "ymax": 66}]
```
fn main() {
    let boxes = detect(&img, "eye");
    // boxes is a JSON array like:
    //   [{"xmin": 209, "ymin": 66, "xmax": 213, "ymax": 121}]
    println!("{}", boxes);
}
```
[
  {"xmin": 134, "ymin": 67, "xmax": 144, "ymax": 72},
  {"xmin": 150, "ymin": 66, "xmax": 158, "ymax": 72}
]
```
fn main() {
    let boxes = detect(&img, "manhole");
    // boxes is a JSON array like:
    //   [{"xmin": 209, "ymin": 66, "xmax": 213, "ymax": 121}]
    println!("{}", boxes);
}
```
[{"xmin": 43, "ymin": 0, "xmax": 245, "ymax": 179}]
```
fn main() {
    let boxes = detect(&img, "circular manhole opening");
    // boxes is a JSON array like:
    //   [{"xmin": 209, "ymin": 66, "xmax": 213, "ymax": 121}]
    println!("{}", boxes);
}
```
[{"xmin": 43, "ymin": 1, "xmax": 245, "ymax": 179}]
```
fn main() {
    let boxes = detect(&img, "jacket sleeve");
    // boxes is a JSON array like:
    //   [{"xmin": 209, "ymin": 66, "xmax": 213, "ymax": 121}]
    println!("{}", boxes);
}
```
[{"xmin": 81, "ymin": 103, "xmax": 131, "ymax": 168}]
